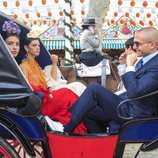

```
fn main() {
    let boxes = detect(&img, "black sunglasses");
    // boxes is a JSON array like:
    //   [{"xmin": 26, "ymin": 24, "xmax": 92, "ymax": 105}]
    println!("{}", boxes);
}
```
[{"xmin": 134, "ymin": 41, "xmax": 153, "ymax": 47}]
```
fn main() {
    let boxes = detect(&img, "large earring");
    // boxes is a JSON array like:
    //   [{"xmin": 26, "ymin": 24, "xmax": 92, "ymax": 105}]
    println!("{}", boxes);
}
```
[{"xmin": 25, "ymin": 50, "xmax": 29, "ymax": 57}]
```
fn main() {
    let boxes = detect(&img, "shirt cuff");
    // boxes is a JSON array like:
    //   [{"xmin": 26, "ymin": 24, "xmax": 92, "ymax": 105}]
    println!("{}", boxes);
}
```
[{"xmin": 126, "ymin": 66, "xmax": 135, "ymax": 72}]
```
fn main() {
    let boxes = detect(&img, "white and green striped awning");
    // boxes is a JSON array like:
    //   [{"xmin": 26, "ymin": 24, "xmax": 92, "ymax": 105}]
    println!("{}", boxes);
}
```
[{"xmin": 42, "ymin": 39, "xmax": 126, "ymax": 50}]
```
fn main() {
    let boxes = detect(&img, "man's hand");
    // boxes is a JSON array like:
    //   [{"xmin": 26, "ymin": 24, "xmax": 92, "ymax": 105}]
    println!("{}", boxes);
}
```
[
  {"xmin": 126, "ymin": 47, "xmax": 138, "ymax": 66},
  {"xmin": 94, "ymin": 28, "xmax": 99, "ymax": 36}
]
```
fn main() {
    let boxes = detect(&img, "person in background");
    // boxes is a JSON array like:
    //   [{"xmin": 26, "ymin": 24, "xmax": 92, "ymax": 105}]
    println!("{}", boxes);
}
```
[
  {"xmin": 116, "ymin": 37, "xmax": 135, "ymax": 94},
  {"xmin": 20, "ymin": 37, "xmax": 87, "ymax": 134},
  {"xmin": 79, "ymin": 18, "xmax": 104, "ymax": 66},
  {"xmin": 117, "ymin": 37, "xmax": 134, "ymax": 76}
]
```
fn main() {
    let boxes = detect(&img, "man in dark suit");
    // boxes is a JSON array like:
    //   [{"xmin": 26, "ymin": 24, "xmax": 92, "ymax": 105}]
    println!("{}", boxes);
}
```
[{"xmin": 49, "ymin": 27, "xmax": 158, "ymax": 134}]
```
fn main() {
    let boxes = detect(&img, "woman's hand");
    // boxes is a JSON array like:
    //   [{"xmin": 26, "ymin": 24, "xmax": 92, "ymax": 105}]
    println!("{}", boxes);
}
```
[
  {"xmin": 119, "ymin": 53, "xmax": 126, "ymax": 64},
  {"xmin": 51, "ymin": 54, "xmax": 58, "ymax": 64}
]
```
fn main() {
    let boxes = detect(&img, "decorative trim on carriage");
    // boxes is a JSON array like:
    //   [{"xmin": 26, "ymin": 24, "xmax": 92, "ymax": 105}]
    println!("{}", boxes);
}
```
[
  {"xmin": 75, "ymin": 60, "xmax": 111, "ymax": 77},
  {"xmin": 42, "ymin": 39, "xmax": 126, "ymax": 50}
]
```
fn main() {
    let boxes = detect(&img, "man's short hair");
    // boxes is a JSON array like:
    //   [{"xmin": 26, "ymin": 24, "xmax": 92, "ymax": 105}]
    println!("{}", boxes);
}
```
[{"xmin": 125, "ymin": 37, "xmax": 134, "ymax": 49}]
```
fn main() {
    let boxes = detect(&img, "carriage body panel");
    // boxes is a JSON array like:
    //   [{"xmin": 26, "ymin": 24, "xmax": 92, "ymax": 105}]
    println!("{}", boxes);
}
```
[{"xmin": 0, "ymin": 13, "xmax": 158, "ymax": 158}]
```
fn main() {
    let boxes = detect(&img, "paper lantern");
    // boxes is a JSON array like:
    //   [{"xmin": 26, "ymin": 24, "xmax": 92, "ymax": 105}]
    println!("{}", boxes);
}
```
[
  {"xmin": 139, "ymin": 20, "xmax": 144, "ymax": 26},
  {"xmin": 15, "ymin": 0, "xmax": 20, "ymax": 7},
  {"xmin": 13, "ymin": 14, "xmax": 18, "ymax": 19},
  {"xmin": 3, "ymin": 1, "xmax": 8, "ymax": 7},
  {"xmin": 142, "ymin": 1, "xmax": 148, "ymax": 7},
  {"xmin": 125, "ymin": 12, "xmax": 129, "ymax": 17},
  {"xmin": 130, "ymin": 20, "xmax": 133, "ymax": 25},
  {"xmin": 111, "ymin": 19, "xmax": 115, "ymax": 24},
  {"xmin": 23, "ymin": 20, "xmax": 27, "ymax": 25},
  {"xmin": 70, "ymin": 10, "xmax": 74, "ymax": 15},
  {"xmin": 80, "ymin": 0, "xmax": 84, "ymax": 3},
  {"xmin": 118, "ymin": 0, "xmax": 123, "ymax": 6},
  {"xmin": 43, "ymin": 20, "xmax": 47, "ymax": 24},
  {"xmin": 28, "ymin": 0, "xmax": 33, "ymax": 6},
  {"xmin": 155, "ymin": 2, "xmax": 158, "ymax": 8},
  {"xmin": 25, "ymin": 13, "xmax": 29, "ymax": 19},
  {"xmin": 53, "ymin": 19, "xmax": 56, "ymax": 24},
  {"xmin": 33, "ymin": 20, "xmax": 37, "ymax": 25},
  {"xmin": 146, "ymin": 13, "xmax": 151, "ymax": 18},
  {"xmin": 119, "ymin": 19, "xmax": 124, "ymax": 24},
  {"xmin": 81, "ymin": 10, "xmax": 85, "ymax": 15},
  {"xmin": 48, "ymin": 12, "xmax": 52, "ymax": 17},
  {"xmin": 73, "ymin": 18, "xmax": 76, "ymax": 22},
  {"xmin": 41, "ymin": 0, "xmax": 46, "ymax": 5},
  {"xmin": 136, "ymin": 12, "xmax": 140, "ymax": 17},
  {"xmin": 149, "ymin": 20, "xmax": 153, "ymax": 26},
  {"xmin": 37, "ymin": 12, "xmax": 41, "ymax": 18},
  {"xmin": 54, "ymin": 0, "xmax": 59, "ymax": 3},
  {"xmin": 130, "ymin": 0, "xmax": 135, "ymax": 7},
  {"xmin": 130, "ymin": 20, "xmax": 136, "ymax": 26},
  {"xmin": 114, "ymin": 12, "xmax": 118, "ymax": 17},
  {"xmin": 59, "ymin": 11, "xmax": 63, "ymax": 16}
]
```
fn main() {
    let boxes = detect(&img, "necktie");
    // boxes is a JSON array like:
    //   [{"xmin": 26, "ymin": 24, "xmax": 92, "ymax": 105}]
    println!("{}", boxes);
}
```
[{"xmin": 135, "ymin": 59, "xmax": 143, "ymax": 71}]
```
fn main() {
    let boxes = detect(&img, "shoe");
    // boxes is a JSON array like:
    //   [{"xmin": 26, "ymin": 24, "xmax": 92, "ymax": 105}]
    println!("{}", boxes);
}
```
[{"xmin": 44, "ymin": 116, "xmax": 64, "ymax": 132}]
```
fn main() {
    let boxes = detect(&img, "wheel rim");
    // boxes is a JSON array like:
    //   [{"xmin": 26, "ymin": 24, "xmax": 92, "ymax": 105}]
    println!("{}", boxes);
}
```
[
  {"xmin": 0, "ymin": 145, "xmax": 12, "ymax": 158},
  {"xmin": 8, "ymin": 139, "xmax": 44, "ymax": 158}
]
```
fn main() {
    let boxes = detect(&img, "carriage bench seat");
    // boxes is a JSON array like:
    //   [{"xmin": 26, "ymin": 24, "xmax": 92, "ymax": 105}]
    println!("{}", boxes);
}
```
[{"xmin": 0, "ymin": 109, "xmax": 45, "ymax": 140}]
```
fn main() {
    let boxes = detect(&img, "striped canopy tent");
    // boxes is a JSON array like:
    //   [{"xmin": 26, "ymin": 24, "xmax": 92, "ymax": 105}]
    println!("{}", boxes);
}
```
[{"xmin": 42, "ymin": 39, "xmax": 126, "ymax": 50}]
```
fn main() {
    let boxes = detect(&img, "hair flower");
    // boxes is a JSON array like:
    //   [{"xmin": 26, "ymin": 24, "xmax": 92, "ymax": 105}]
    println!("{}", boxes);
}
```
[{"xmin": 2, "ymin": 20, "xmax": 21, "ymax": 34}]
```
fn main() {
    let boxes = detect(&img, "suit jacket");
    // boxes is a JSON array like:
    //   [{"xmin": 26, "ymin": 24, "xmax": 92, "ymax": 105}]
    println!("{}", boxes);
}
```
[{"xmin": 119, "ymin": 53, "xmax": 158, "ymax": 118}]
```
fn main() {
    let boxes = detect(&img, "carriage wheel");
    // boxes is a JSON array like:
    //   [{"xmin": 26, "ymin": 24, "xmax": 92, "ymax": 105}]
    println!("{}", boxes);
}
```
[
  {"xmin": 7, "ymin": 139, "xmax": 45, "ymax": 158},
  {"xmin": 0, "ymin": 137, "xmax": 20, "ymax": 158}
]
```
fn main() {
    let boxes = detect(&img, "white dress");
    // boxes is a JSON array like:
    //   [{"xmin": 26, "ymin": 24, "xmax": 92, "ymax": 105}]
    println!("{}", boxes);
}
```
[
  {"xmin": 115, "ymin": 64, "xmax": 126, "ymax": 95},
  {"xmin": 43, "ymin": 65, "xmax": 86, "ymax": 96}
]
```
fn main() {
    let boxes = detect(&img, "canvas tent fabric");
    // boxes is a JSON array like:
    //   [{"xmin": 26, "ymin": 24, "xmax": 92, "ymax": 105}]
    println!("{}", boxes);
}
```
[{"xmin": 42, "ymin": 39, "xmax": 126, "ymax": 50}]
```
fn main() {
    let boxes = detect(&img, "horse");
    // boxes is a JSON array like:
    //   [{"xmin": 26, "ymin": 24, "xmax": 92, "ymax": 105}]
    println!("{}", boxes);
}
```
[{"xmin": 59, "ymin": 59, "xmax": 121, "ymax": 92}]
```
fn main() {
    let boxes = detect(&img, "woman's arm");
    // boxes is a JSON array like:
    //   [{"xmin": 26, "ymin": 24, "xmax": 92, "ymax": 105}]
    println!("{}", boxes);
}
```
[{"xmin": 51, "ymin": 54, "xmax": 59, "ymax": 80}]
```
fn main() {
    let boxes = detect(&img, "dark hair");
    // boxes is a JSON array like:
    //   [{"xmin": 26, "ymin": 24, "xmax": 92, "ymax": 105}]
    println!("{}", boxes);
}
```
[
  {"xmin": 1, "ymin": 31, "xmax": 19, "ymax": 41},
  {"xmin": 24, "ymin": 37, "xmax": 40, "ymax": 46},
  {"xmin": 82, "ymin": 25, "xmax": 90, "ymax": 31},
  {"xmin": 125, "ymin": 37, "xmax": 134, "ymax": 49}
]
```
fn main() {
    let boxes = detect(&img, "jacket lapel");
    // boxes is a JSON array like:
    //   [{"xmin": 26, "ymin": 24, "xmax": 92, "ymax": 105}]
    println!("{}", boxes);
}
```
[{"xmin": 136, "ymin": 54, "xmax": 158, "ymax": 77}]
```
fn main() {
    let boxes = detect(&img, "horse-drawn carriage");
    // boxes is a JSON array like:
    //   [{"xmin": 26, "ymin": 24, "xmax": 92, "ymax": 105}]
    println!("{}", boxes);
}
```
[{"xmin": 0, "ymin": 13, "xmax": 158, "ymax": 158}]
